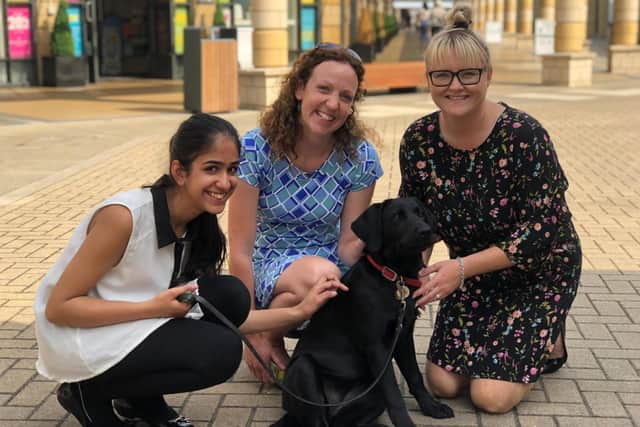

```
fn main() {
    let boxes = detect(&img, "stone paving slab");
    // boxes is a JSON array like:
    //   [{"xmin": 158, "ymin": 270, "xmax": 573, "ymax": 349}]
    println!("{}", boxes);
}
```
[{"xmin": 1, "ymin": 74, "xmax": 640, "ymax": 426}]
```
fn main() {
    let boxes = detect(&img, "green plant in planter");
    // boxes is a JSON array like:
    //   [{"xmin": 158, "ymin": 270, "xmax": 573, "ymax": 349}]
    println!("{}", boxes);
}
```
[
  {"xmin": 51, "ymin": 0, "xmax": 74, "ymax": 56},
  {"xmin": 213, "ymin": 0, "xmax": 226, "ymax": 27}
]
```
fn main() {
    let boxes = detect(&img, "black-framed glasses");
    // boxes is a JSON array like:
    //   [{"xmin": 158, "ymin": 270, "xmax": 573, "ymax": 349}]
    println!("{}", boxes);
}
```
[
  {"xmin": 315, "ymin": 42, "xmax": 363, "ymax": 63},
  {"xmin": 427, "ymin": 68, "xmax": 484, "ymax": 87}
]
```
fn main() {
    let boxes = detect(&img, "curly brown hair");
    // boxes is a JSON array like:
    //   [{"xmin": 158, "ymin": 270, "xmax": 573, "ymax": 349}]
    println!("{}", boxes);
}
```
[{"xmin": 259, "ymin": 45, "xmax": 373, "ymax": 161}]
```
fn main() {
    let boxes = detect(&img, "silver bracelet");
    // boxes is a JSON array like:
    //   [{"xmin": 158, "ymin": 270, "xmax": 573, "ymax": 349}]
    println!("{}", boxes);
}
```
[{"xmin": 456, "ymin": 257, "xmax": 465, "ymax": 288}]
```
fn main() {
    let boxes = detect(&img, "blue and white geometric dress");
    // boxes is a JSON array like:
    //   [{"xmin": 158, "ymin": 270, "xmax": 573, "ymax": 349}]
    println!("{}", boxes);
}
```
[{"xmin": 238, "ymin": 128, "xmax": 383, "ymax": 308}]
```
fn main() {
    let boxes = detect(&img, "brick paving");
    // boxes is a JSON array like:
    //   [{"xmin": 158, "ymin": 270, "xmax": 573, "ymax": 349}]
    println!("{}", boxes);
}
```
[{"xmin": 0, "ymin": 72, "xmax": 639, "ymax": 426}]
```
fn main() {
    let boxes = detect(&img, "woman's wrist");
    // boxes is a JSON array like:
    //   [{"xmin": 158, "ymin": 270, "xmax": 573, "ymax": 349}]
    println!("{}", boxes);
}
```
[{"xmin": 455, "ymin": 257, "xmax": 465, "ymax": 288}]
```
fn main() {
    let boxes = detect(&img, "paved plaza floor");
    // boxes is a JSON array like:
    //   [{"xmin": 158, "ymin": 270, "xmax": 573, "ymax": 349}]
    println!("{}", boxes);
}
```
[{"xmin": 0, "ymin": 72, "xmax": 639, "ymax": 426}]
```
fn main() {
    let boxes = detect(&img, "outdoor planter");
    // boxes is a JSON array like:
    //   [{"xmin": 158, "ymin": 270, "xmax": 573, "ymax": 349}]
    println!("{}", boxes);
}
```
[{"xmin": 42, "ymin": 56, "xmax": 86, "ymax": 86}]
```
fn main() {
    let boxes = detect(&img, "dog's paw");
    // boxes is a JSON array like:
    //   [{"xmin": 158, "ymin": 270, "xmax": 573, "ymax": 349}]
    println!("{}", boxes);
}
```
[{"xmin": 419, "ymin": 399, "xmax": 454, "ymax": 419}]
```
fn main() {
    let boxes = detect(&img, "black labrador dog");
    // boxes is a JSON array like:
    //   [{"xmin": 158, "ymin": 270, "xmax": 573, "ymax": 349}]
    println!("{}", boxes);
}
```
[{"xmin": 272, "ymin": 197, "xmax": 454, "ymax": 427}]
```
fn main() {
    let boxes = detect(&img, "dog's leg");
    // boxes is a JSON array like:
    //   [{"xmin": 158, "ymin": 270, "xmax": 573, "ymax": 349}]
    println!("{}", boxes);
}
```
[
  {"xmin": 332, "ymin": 385, "xmax": 385, "ymax": 427},
  {"xmin": 393, "ymin": 316, "xmax": 454, "ymax": 419},
  {"xmin": 366, "ymin": 348, "xmax": 416, "ymax": 427},
  {"xmin": 281, "ymin": 354, "xmax": 330, "ymax": 427}
]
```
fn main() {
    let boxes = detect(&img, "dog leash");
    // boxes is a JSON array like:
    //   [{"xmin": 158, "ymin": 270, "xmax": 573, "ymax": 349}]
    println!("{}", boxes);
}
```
[{"xmin": 179, "ymin": 292, "xmax": 407, "ymax": 408}]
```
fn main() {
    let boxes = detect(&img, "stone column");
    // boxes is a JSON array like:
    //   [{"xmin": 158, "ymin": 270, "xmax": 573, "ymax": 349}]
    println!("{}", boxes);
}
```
[
  {"xmin": 611, "ymin": 0, "xmax": 639, "ymax": 45},
  {"xmin": 609, "ymin": 0, "xmax": 640, "ymax": 73},
  {"xmin": 495, "ymin": 0, "xmax": 504, "ymax": 23},
  {"xmin": 540, "ymin": 0, "xmax": 555, "ymax": 21},
  {"xmin": 250, "ymin": 0, "xmax": 288, "ymax": 67},
  {"xmin": 542, "ymin": 0, "xmax": 592, "ymax": 87},
  {"xmin": 320, "ymin": 0, "xmax": 342, "ymax": 44},
  {"xmin": 239, "ymin": 0, "xmax": 289, "ymax": 109},
  {"xmin": 555, "ymin": 0, "xmax": 588, "ymax": 52},
  {"xmin": 518, "ymin": 0, "xmax": 533, "ymax": 35},
  {"xmin": 477, "ymin": 0, "xmax": 486, "ymax": 32},
  {"xmin": 486, "ymin": 0, "xmax": 494, "ymax": 22},
  {"xmin": 471, "ymin": 0, "xmax": 480, "ymax": 31},
  {"xmin": 504, "ymin": 0, "xmax": 517, "ymax": 33}
]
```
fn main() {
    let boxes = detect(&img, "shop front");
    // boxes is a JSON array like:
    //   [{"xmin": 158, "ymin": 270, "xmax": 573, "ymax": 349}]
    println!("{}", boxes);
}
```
[{"xmin": 96, "ymin": 0, "xmax": 190, "ymax": 79}]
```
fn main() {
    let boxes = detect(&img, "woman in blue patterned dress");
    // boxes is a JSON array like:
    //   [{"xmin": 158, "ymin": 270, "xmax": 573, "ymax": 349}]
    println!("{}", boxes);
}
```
[
  {"xmin": 228, "ymin": 45, "xmax": 383, "ymax": 383},
  {"xmin": 400, "ymin": 6, "xmax": 582, "ymax": 413}
]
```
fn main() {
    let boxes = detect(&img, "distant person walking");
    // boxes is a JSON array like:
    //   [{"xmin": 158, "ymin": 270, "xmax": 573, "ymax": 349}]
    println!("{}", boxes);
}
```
[
  {"xmin": 430, "ymin": 0, "xmax": 447, "ymax": 36},
  {"xmin": 419, "ymin": 3, "xmax": 430, "ymax": 44}
]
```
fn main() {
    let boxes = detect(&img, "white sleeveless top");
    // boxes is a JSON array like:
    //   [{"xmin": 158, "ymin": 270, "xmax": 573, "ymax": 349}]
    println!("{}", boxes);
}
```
[{"xmin": 34, "ymin": 188, "xmax": 176, "ymax": 382}]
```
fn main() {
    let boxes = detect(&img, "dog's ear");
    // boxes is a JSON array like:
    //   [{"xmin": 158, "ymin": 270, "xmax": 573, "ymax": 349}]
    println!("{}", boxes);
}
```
[{"xmin": 351, "ymin": 202, "xmax": 384, "ymax": 253}]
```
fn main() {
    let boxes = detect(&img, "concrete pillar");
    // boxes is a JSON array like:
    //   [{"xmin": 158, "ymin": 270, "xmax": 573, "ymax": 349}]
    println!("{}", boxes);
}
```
[
  {"xmin": 611, "ymin": 0, "xmax": 639, "ymax": 45},
  {"xmin": 495, "ymin": 0, "xmax": 504, "ymax": 23},
  {"xmin": 504, "ymin": 0, "xmax": 517, "ymax": 33},
  {"xmin": 250, "ymin": 0, "xmax": 288, "ymax": 68},
  {"xmin": 518, "ymin": 0, "xmax": 534, "ymax": 35},
  {"xmin": 542, "ymin": 0, "xmax": 591, "ymax": 87},
  {"xmin": 540, "ymin": 0, "xmax": 555, "ymax": 21},
  {"xmin": 555, "ymin": 0, "xmax": 588, "ymax": 52},
  {"xmin": 486, "ymin": 0, "xmax": 494, "ymax": 22},
  {"xmin": 471, "ymin": 0, "xmax": 480, "ymax": 31},
  {"xmin": 320, "ymin": 0, "xmax": 342, "ymax": 44},
  {"xmin": 477, "ymin": 0, "xmax": 487, "ymax": 32}
]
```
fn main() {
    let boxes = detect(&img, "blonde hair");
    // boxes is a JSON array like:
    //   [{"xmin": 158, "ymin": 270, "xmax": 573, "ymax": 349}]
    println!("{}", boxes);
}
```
[{"xmin": 424, "ymin": 5, "xmax": 492, "ymax": 72}]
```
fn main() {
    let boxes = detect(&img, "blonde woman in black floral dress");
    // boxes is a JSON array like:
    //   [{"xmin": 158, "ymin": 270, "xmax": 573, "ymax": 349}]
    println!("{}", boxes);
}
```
[{"xmin": 399, "ymin": 6, "xmax": 581, "ymax": 413}]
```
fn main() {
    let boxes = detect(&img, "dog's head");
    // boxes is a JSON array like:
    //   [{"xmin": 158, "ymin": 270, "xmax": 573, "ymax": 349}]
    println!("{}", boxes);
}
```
[{"xmin": 351, "ymin": 197, "xmax": 438, "ymax": 263}]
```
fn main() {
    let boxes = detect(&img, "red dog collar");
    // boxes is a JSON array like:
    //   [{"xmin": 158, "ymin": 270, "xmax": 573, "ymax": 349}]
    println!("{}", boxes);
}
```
[{"xmin": 365, "ymin": 255, "xmax": 422, "ymax": 288}]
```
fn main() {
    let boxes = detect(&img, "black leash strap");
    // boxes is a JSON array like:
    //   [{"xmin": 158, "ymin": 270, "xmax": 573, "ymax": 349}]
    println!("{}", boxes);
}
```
[{"xmin": 188, "ymin": 293, "xmax": 407, "ymax": 408}]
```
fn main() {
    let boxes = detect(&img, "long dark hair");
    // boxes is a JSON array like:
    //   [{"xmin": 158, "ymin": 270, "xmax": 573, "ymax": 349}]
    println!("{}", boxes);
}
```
[{"xmin": 151, "ymin": 113, "xmax": 240, "ymax": 277}]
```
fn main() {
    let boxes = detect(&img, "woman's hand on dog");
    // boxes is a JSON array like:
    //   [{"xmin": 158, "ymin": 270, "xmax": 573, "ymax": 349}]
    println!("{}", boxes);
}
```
[
  {"xmin": 414, "ymin": 260, "xmax": 460, "ymax": 308},
  {"xmin": 296, "ymin": 276, "xmax": 348, "ymax": 320}
]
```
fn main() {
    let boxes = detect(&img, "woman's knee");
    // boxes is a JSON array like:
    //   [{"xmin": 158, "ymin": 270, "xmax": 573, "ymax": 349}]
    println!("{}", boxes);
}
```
[
  {"xmin": 280, "ymin": 257, "xmax": 341, "ymax": 292},
  {"xmin": 470, "ymin": 379, "xmax": 531, "ymax": 414},
  {"xmin": 425, "ymin": 362, "xmax": 467, "ymax": 398},
  {"xmin": 199, "ymin": 274, "xmax": 250, "ymax": 326}
]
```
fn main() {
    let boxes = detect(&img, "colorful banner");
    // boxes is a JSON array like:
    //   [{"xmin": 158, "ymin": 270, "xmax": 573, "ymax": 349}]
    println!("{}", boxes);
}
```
[
  {"xmin": 7, "ymin": 4, "xmax": 32, "ymax": 59},
  {"xmin": 300, "ymin": 6, "xmax": 316, "ymax": 51},
  {"xmin": 174, "ymin": 6, "xmax": 189, "ymax": 55},
  {"xmin": 67, "ymin": 4, "xmax": 84, "ymax": 57}
]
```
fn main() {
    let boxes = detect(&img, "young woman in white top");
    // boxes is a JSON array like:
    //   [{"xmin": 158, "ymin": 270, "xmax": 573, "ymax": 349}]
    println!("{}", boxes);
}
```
[{"xmin": 34, "ymin": 114, "xmax": 345, "ymax": 427}]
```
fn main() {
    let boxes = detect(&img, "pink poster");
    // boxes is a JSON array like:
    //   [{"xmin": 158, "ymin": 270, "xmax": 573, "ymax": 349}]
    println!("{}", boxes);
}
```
[{"xmin": 7, "ymin": 5, "xmax": 33, "ymax": 59}]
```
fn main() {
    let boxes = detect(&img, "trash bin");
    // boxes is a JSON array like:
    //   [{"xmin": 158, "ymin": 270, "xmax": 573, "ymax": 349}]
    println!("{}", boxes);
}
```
[{"xmin": 183, "ymin": 27, "xmax": 239, "ymax": 113}]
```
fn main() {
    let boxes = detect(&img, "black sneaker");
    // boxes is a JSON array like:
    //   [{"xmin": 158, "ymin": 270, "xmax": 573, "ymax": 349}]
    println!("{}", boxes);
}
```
[
  {"xmin": 57, "ymin": 382, "xmax": 126, "ymax": 426},
  {"xmin": 112, "ymin": 398, "xmax": 193, "ymax": 427}
]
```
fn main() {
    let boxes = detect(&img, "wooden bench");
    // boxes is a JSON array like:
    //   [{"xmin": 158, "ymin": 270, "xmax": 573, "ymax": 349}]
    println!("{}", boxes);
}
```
[{"xmin": 362, "ymin": 61, "xmax": 427, "ymax": 92}]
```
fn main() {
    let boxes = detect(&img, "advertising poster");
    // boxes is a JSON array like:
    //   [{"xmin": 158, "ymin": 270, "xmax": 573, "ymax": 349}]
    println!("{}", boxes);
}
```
[
  {"xmin": 300, "ymin": 6, "xmax": 316, "ymax": 51},
  {"xmin": 67, "ymin": 4, "xmax": 84, "ymax": 57},
  {"xmin": 174, "ymin": 6, "xmax": 188, "ymax": 55},
  {"xmin": 7, "ymin": 5, "xmax": 32, "ymax": 59}
]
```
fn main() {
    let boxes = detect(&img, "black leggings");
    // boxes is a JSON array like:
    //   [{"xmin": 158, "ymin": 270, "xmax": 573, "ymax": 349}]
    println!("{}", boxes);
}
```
[{"xmin": 80, "ymin": 275, "xmax": 250, "ymax": 399}]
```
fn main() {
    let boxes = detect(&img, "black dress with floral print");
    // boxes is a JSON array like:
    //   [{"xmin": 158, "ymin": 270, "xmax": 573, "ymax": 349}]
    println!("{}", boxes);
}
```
[{"xmin": 399, "ymin": 104, "xmax": 581, "ymax": 383}]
